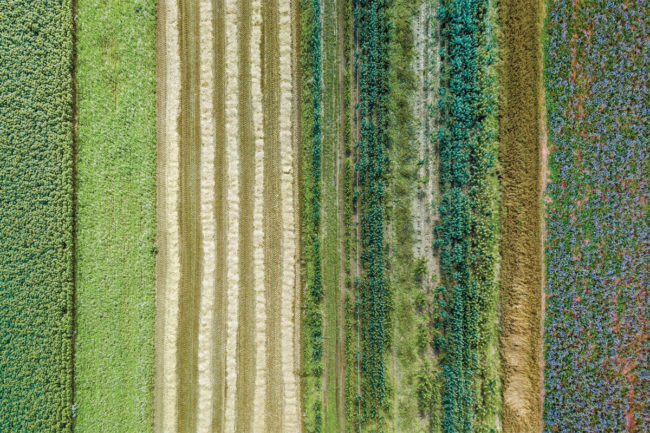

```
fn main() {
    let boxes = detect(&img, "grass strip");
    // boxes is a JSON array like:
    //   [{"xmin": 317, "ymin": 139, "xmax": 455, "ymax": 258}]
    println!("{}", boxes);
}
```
[{"xmin": 73, "ymin": 1, "xmax": 156, "ymax": 430}]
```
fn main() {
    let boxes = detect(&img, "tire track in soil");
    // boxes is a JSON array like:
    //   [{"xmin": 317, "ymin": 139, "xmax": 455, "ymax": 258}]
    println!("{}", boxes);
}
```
[
  {"xmin": 234, "ymin": 0, "xmax": 256, "ymax": 430},
  {"xmin": 178, "ymin": 0, "xmax": 202, "ymax": 430},
  {"xmin": 262, "ymin": 0, "xmax": 283, "ymax": 430},
  {"xmin": 212, "ymin": 0, "xmax": 227, "ymax": 430}
]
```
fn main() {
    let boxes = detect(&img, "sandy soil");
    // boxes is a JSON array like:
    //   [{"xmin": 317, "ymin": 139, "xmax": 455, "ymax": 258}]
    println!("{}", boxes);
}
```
[
  {"xmin": 223, "ymin": 1, "xmax": 240, "ymax": 432},
  {"xmin": 196, "ymin": 0, "xmax": 217, "ymax": 431},
  {"xmin": 279, "ymin": 0, "xmax": 300, "ymax": 429},
  {"xmin": 154, "ymin": 0, "xmax": 181, "ymax": 431}
]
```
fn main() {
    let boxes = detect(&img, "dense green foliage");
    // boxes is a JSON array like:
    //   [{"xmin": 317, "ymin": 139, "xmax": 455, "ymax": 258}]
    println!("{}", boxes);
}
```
[
  {"xmin": 356, "ymin": 0, "xmax": 391, "ymax": 428},
  {"xmin": 73, "ymin": 1, "xmax": 157, "ymax": 430},
  {"xmin": 436, "ymin": 0, "xmax": 500, "ymax": 431},
  {"xmin": 0, "ymin": 1, "xmax": 74, "ymax": 430},
  {"xmin": 302, "ymin": 0, "xmax": 324, "ymax": 430}
]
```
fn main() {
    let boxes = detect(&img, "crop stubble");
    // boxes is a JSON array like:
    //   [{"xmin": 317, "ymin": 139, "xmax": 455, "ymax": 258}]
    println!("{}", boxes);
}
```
[{"xmin": 155, "ymin": 0, "xmax": 300, "ymax": 431}]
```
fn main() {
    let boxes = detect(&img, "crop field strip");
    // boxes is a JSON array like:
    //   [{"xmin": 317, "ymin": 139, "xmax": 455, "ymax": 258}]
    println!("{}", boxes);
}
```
[
  {"xmin": 0, "ymin": 1, "xmax": 74, "ymax": 431},
  {"xmin": 543, "ymin": 1, "xmax": 648, "ymax": 431},
  {"xmin": 73, "ymin": 0, "xmax": 157, "ymax": 431},
  {"xmin": 155, "ymin": 0, "xmax": 301, "ymax": 431},
  {"xmin": 499, "ymin": 0, "xmax": 544, "ymax": 431},
  {"xmin": 1, "ymin": 1, "xmax": 645, "ymax": 432}
]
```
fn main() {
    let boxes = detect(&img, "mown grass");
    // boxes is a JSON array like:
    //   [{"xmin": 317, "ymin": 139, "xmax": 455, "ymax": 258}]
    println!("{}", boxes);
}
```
[
  {"xmin": 73, "ymin": 1, "xmax": 156, "ymax": 431},
  {"xmin": 0, "ymin": 1, "xmax": 74, "ymax": 431}
]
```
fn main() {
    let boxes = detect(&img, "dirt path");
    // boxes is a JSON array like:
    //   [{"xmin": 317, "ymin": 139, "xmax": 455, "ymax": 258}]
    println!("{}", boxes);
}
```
[
  {"xmin": 155, "ymin": 0, "xmax": 181, "ymax": 431},
  {"xmin": 499, "ymin": 0, "xmax": 544, "ymax": 431},
  {"xmin": 196, "ymin": 0, "xmax": 217, "ymax": 431}
]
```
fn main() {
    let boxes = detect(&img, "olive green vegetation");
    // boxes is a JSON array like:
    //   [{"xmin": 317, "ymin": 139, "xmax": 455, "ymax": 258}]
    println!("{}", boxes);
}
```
[
  {"xmin": 321, "ymin": 0, "xmax": 344, "ymax": 430},
  {"xmin": 386, "ymin": 1, "xmax": 434, "ymax": 432},
  {"xmin": 0, "ymin": 1, "xmax": 74, "ymax": 431},
  {"xmin": 73, "ymin": 1, "xmax": 156, "ymax": 431},
  {"xmin": 436, "ymin": 0, "xmax": 501, "ymax": 431},
  {"xmin": 301, "ymin": 0, "xmax": 324, "ymax": 431}
]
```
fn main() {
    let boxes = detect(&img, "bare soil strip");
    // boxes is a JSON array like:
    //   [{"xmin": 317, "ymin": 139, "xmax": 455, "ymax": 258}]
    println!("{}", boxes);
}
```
[
  {"xmin": 279, "ymin": 0, "xmax": 300, "ymax": 429},
  {"xmin": 235, "ymin": 0, "xmax": 257, "ymax": 430},
  {"xmin": 262, "ymin": 0, "xmax": 284, "ymax": 430},
  {"xmin": 155, "ymin": 0, "xmax": 182, "ymax": 430},
  {"xmin": 251, "ymin": 0, "xmax": 267, "ymax": 430},
  {"xmin": 196, "ymin": 0, "xmax": 217, "ymax": 431},
  {"xmin": 499, "ymin": 0, "xmax": 544, "ymax": 431},
  {"xmin": 223, "ymin": 0, "xmax": 241, "ymax": 431}
]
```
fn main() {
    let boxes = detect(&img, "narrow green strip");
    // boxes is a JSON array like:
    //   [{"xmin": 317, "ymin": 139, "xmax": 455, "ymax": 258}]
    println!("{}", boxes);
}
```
[{"xmin": 74, "ymin": 1, "xmax": 156, "ymax": 431}]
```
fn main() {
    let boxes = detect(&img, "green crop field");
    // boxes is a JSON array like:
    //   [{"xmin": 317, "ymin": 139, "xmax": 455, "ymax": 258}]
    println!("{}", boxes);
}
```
[
  {"xmin": 73, "ymin": 0, "xmax": 157, "ymax": 431},
  {"xmin": 0, "ymin": 1, "xmax": 74, "ymax": 431}
]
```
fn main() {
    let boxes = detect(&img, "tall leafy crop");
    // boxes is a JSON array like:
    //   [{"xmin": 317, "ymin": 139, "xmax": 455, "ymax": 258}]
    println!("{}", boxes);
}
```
[
  {"xmin": 0, "ymin": 1, "xmax": 74, "ymax": 431},
  {"xmin": 436, "ymin": 0, "xmax": 499, "ymax": 431},
  {"xmin": 543, "ymin": 1, "xmax": 649, "ymax": 431},
  {"xmin": 356, "ymin": 0, "xmax": 391, "ymax": 428}
]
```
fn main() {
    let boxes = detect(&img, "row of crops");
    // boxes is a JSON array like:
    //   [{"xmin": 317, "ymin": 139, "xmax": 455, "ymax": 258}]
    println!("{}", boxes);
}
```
[
  {"xmin": 543, "ymin": 0, "xmax": 648, "ymax": 431},
  {"xmin": 0, "ymin": 1, "xmax": 155, "ymax": 431},
  {"xmin": 0, "ymin": 2, "xmax": 74, "ymax": 431}
]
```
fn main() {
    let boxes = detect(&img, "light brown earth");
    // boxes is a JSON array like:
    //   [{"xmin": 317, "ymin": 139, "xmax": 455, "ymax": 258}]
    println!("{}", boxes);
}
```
[
  {"xmin": 499, "ymin": 0, "xmax": 544, "ymax": 432},
  {"xmin": 155, "ymin": 0, "xmax": 300, "ymax": 431}
]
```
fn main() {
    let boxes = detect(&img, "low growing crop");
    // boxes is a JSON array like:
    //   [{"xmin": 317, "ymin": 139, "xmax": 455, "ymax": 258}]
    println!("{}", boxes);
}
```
[{"xmin": 543, "ymin": 1, "xmax": 649, "ymax": 431}]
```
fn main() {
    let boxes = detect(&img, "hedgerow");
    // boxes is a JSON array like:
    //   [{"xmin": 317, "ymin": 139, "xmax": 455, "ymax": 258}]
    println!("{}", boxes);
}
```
[
  {"xmin": 0, "ymin": 1, "xmax": 74, "ymax": 431},
  {"xmin": 435, "ymin": 0, "xmax": 500, "ymax": 431},
  {"xmin": 355, "ymin": 0, "xmax": 391, "ymax": 428},
  {"xmin": 73, "ymin": 0, "xmax": 157, "ymax": 430},
  {"xmin": 543, "ymin": 1, "xmax": 649, "ymax": 431},
  {"xmin": 302, "ymin": 0, "xmax": 324, "ymax": 431}
]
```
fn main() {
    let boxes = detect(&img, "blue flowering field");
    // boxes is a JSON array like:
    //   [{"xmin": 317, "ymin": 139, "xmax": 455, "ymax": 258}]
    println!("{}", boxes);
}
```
[{"xmin": 543, "ymin": 1, "xmax": 649, "ymax": 431}]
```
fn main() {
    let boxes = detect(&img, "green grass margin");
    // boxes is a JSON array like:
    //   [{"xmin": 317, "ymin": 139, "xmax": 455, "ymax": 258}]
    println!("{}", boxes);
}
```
[{"xmin": 72, "ymin": 1, "xmax": 157, "ymax": 430}]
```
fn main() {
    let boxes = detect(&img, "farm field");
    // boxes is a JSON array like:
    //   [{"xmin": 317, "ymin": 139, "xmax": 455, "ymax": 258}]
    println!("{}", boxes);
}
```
[
  {"xmin": 73, "ymin": 0, "xmax": 157, "ymax": 431},
  {"xmin": 0, "ymin": 2, "xmax": 74, "ymax": 431},
  {"xmin": 0, "ymin": 0, "xmax": 647, "ymax": 432}
]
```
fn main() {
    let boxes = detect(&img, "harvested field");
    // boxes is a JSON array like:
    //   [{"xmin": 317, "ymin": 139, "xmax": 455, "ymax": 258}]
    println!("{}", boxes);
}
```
[{"xmin": 154, "ymin": 0, "xmax": 301, "ymax": 431}]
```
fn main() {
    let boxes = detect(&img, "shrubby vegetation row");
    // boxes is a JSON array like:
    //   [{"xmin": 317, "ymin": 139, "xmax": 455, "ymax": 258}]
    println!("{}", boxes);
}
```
[
  {"xmin": 436, "ymin": 0, "xmax": 500, "ymax": 431},
  {"xmin": 543, "ymin": 1, "xmax": 648, "ymax": 431},
  {"xmin": 356, "ymin": 0, "xmax": 391, "ymax": 428},
  {"xmin": 0, "ymin": 1, "xmax": 74, "ymax": 431}
]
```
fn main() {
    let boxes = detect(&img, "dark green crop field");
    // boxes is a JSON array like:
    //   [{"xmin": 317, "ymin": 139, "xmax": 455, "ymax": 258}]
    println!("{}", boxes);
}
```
[{"xmin": 0, "ymin": 1, "xmax": 74, "ymax": 431}]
